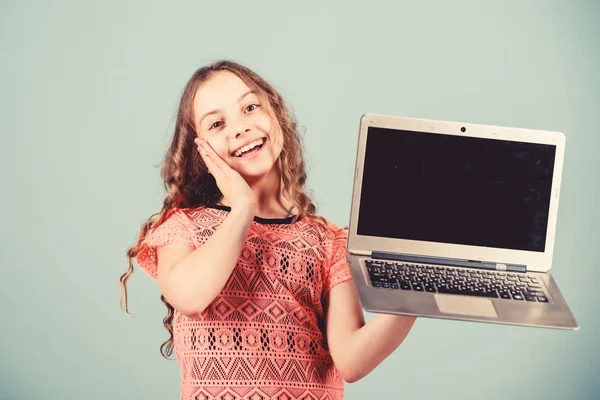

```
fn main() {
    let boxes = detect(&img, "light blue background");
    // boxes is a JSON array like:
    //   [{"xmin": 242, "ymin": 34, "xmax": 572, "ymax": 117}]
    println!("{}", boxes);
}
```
[{"xmin": 1, "ymin": 1, "xmax": 598, "ymax": 399}]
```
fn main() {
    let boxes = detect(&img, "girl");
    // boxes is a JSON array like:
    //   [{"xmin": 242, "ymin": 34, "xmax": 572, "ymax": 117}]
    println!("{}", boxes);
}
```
[{"xmin": 120, "ymin": 60, "xmax": 416, "ymax": 400}]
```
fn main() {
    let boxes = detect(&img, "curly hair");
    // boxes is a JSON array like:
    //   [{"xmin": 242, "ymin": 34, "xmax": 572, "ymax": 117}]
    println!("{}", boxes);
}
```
[{"xmin": 119, "ymin": 60, "xmax": 332, "ymax": 358}]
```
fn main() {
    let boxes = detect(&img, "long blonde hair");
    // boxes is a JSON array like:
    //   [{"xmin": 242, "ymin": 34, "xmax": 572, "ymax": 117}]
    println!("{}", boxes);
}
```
[{"xmin": 120, "ymin": 60, "xmax": 331, "ymax": 358}]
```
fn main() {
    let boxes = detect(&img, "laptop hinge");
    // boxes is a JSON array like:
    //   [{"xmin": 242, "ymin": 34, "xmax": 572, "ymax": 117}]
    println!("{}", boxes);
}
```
[{"xmin": 371, "ymin": 251, "xmax": 527, "ymax": 273}]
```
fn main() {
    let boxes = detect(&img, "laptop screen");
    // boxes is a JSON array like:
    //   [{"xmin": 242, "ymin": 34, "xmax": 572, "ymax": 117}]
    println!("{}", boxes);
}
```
[{"xmin": 357, "ymin": 127, "xmax": 557, "ymax": 253}]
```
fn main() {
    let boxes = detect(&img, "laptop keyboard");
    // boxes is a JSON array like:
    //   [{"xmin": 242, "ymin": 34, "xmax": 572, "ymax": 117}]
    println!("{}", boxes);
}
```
[{"xmin": 365, "ymin": 260, "xmax": 549, "ymax": 302}]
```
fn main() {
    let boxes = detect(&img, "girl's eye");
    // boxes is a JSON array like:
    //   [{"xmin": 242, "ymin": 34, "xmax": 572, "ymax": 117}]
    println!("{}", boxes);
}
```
[
  {"xmin": 245, "ymin": 104, "xmax": 259, "ymax": 113},
  {"xmin": 210, "ymin": 121, "xmax": 223, "ymax": 130}
]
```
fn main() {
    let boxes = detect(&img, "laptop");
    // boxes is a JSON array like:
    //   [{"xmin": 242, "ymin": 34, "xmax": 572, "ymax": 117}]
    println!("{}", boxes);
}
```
[{"xmin": 347, "ymin": 114, "xmax": 579, "ymax": 329}]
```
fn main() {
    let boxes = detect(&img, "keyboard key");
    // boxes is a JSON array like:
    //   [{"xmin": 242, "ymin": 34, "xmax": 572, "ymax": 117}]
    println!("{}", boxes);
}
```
[
  {"xmin": 525, "ymin": 290, "xmax": 545, "ymax": 297},
  {"xmin": 374, "ymin": 278, "xmax": 391, "ymax": 284},
  {"xmin": 367, "ymin": 261, "xmax": 539, "ymax": 303},
  {"xmin": 437, "ymin": 287, "xmax": 497, "ymax": 298}
]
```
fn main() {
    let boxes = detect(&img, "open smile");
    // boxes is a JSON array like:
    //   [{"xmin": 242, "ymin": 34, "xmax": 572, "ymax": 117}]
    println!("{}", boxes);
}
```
[{"xmin": 232, "ymin": 137, "xmax": 266, "ymax": 158}]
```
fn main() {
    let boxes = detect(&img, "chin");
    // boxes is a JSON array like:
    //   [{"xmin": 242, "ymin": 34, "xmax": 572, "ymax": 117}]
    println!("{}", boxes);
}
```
[{"xmin": 236, "ymin": 162, "xmax": 279, "ymax": 182}]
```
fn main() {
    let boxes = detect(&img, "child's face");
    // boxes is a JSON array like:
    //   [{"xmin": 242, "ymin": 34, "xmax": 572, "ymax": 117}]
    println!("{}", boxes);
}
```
[{"xmin": 193, "ymin": 71, "xmax": 284, "ymax": 180}]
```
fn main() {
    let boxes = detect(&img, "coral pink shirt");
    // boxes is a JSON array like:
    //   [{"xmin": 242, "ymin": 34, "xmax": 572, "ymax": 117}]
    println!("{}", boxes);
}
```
[{"xmin": 136, "ymin": 205, "xmax": 353, "ymax": 400}]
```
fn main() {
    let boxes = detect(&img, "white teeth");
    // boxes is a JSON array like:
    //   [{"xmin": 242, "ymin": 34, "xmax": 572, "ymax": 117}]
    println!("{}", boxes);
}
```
[{"xmin": 234, "ymin": 138, "xmax": 264, "ymax": 157}]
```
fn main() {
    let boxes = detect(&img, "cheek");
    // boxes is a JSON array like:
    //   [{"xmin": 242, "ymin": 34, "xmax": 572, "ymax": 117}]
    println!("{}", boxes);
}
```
[
  {"xmin": 255, "ymin": 114, "xmax": 284, "ymax": 151},
  {"xmin": 265, "ymin": 126, "xmax": 284, "ymax": 160},
  {"xmin": 252, "ymin": 112, "xmax": 273, "ymax": 135}
]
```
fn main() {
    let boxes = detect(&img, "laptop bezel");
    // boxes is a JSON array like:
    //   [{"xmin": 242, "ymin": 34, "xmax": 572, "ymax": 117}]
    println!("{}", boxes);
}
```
[{"xmin": 347, "ymin": 114, "xmax": 566, "ymax": 273}]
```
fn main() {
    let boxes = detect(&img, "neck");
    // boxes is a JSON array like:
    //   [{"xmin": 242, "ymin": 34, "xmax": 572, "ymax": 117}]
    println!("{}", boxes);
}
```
[{"xmin": 220, "ymin": 164, "xmax": 294, "ymax": 219}]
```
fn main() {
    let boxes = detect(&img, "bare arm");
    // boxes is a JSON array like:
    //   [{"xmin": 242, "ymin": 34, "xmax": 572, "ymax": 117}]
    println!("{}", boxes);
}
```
[
  {"xmin": 156, "ymin": 205, "xmax": 254, "ymax": 317},
  {"xmin": 156, "ymin": 139, "xmax": 257, "ymax": 316},
  {"xmin": 325, "ymin": 281, "xmax": 416, "ymax": 383}
]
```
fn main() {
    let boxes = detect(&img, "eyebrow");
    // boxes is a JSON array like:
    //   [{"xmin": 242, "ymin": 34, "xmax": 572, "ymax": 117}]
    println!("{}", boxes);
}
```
[{"xmin": 198, "ymin": 90, "xmax": 256, "ymax": 126}]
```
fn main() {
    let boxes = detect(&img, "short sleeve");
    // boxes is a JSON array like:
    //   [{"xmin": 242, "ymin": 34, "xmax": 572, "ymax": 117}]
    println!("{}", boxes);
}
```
[
  {"xmin": 135, "ymin": 208, "xmax": 196, "ymax": 280},
  {"xmin": 322, "ymin": 226, "xmax": 353, "ymax": 295}
]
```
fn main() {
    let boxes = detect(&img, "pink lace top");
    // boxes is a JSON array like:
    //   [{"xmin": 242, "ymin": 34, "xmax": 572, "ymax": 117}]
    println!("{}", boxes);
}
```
[{"xmin": 136, "ymin": 205, "xmax": 353, "ymax": 400}]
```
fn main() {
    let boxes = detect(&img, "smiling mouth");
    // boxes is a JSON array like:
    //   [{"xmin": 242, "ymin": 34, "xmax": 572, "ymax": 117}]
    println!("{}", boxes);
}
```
[{"xmin": 233, "ymin": 138, "xmax": 266, "ymax": 157}]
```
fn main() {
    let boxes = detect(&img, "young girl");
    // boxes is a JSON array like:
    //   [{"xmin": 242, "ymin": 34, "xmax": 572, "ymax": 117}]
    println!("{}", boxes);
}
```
[{"xmin": 120, "ymin": 60, "xmax": 416, "ymax": 400}]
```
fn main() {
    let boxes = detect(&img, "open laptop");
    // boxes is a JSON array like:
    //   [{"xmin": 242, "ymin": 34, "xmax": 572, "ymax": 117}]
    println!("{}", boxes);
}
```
[{"xmin": 347, "ymin": 114, "xmax": 579, "ymax": 329}]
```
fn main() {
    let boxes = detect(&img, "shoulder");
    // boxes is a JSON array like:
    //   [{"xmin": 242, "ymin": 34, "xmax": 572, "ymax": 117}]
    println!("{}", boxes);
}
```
[
  {"xmin": 162, "ymin": 205, "xmax": 226, "ymax": 229},
  {"xmin": 141, "ymin": 205, "xmax": 223, "ymax": 252},
  {"xmin": 312, "ymin": 218, "xmax": 353, "ymax": 292},
  {"xmin": 300, "ymin": 215, "xmax": 348, "ymax": 248},
  {"xmin": 135, "ymin": 205, "xmax": 225, "ymax": 279},
  {"xmin": 325, "ymin": 221, "xmax": 348, "ymax": 244}
]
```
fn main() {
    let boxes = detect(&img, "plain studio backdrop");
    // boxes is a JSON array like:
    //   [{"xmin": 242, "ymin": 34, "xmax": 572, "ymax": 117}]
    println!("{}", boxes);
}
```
[{"xmin": 1, "ymin": 1, "xmax": 598, "ymax": 399}]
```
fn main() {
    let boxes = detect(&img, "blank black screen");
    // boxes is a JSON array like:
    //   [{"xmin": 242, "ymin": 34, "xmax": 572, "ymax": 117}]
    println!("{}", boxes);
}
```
[{"xmin": 357, "ymin": 127, "xmax": 556, "ymax": 252}]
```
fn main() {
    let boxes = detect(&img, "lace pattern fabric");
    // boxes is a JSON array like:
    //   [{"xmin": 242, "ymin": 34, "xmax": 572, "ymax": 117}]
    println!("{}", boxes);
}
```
[{"xmin": 136, "ymin": 206, "xmax": 353, "ymax": 400}]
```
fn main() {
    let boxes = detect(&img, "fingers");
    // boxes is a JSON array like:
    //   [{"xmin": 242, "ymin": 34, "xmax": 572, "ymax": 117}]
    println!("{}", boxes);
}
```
[
  {"xmin": 195, "ymin": 139, "xmax": 218, "ymax": 175},
  {"xmin": 202, "ymin": 141, "xmax": 227, "ymax": 169},
  {"xmin": 196, "ymin": 139, "xmax": 235, "ymax": 185},
  {"xmin": 202, "ymin": 150, "xmax": 219, "ymax": 176},
  {"xmin": 195, "ymin": 138, "xmax": 233, "ymax": 176}
]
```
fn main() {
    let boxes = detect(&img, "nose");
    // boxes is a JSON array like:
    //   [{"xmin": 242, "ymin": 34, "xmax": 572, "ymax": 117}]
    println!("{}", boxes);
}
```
[
  {"xmin": 235, "ymin": 127, "xmax": 251, "ymax": 138},
  {"xmin": 230, "ymin": 114, "xmax": 251, "ymax": 138}
]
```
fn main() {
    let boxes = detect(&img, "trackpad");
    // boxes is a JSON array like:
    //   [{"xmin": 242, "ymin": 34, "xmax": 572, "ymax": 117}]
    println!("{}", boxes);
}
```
[{"xmin": 434, "ymin": 294, "xmax": 498, "ymax": 318}]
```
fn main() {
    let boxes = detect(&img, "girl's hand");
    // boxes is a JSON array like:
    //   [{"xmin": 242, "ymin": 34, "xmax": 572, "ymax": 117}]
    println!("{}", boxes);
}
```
[{"xmin": 195, "ymin": 138, "xmax": 256, "ymax": 213}]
